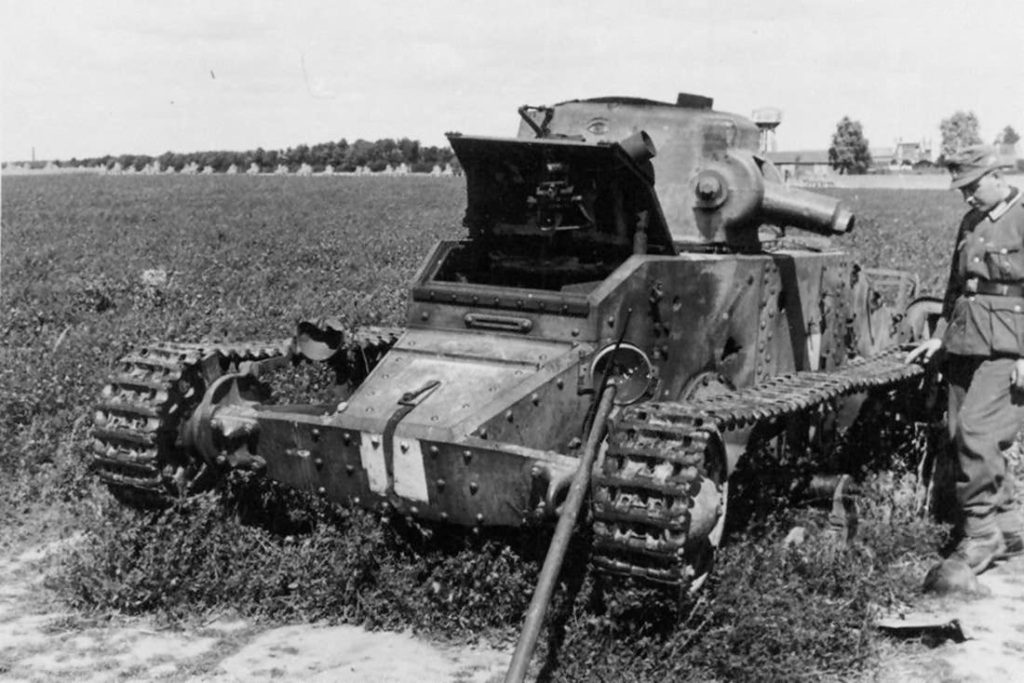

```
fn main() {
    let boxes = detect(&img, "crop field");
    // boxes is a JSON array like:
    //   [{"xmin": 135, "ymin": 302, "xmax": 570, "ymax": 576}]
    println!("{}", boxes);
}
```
[{"xmin": 1, "ymin": 174, "xmax": 965, "ymax": 680}]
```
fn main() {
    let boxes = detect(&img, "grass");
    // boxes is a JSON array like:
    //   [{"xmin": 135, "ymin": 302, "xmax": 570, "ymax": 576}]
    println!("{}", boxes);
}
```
[
  {"xmin": 830, "ymin": 188, "xmax": 964, "ymax": 295},
  {"xmin": 2, "ymin": 174, "xmax": 960, "ymax": 680}
]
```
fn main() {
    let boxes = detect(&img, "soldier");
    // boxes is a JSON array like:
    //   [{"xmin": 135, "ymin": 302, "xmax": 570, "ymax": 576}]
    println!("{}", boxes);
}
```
[{"xmin": 907, "ymin": 144, "xmax": 1024, "ymax": 574}]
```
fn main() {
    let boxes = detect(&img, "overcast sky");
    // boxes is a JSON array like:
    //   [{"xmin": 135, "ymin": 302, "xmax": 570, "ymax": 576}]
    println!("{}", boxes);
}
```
[{"xmin": 2, "ymin": 0, "xmax": 1022, "ymax": 162}]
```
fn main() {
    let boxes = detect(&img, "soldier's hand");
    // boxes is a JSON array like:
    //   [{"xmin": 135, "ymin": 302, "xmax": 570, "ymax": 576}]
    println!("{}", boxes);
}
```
[
  {"xmin": 906, "ymin": 338, "xmax": 943, "ymax": 365},
  {"xmin": 1011, "ymin": 359, "xmax": 1024, "ymax": 391}
]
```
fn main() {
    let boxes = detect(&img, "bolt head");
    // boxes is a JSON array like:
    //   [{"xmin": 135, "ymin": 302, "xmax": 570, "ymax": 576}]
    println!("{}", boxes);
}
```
[{"xmin": 697, "ymin": 176, "xmax": 722, "ymax": 198}]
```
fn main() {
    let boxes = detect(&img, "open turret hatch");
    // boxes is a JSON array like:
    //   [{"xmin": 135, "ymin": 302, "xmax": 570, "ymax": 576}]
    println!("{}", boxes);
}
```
[{"xmin": 433, "ymin": 134, "xmax": 675, "ymax": 293}]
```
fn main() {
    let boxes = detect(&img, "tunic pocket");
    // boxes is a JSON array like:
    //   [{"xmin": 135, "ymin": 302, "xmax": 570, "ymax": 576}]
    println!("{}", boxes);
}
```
[
  {"xmin": 984, "ymin": 245, "xmax": 1024, "ymax": 281},
  {"xmin": 986, "ymin": 297, "xmax": 1024, "ymax": 355},
  {"xmin": 943, "ymin": 298, "xmax": 981, "ymax": 355}
]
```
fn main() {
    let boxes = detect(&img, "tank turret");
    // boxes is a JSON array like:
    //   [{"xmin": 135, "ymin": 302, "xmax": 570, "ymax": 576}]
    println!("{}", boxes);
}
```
[{"xmin": 516, "ymin": 93, "xmax": 852, "ymax": 247}]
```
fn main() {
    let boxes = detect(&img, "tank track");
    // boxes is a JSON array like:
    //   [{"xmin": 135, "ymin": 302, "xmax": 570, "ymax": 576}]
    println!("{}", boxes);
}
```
[
  {"xmin": 590, "ymin": 348, "xmax": 928, "ymax": 587},
  {"xmin": 337, "ymin": 327, "xmax": 403, "ymax": 384},
  {"xmin": 89, "ymin": 341, "xmax": 291, "ymax": 507},
  {"xmin": 90, "ymin": 328, "xmax": 403, "ymax": 507}
]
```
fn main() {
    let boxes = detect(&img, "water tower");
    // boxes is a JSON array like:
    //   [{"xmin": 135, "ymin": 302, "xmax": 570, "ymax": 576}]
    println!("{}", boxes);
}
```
[{"xmin": 752, "ymin": 107, "xmax": 783, "ymax": 154}]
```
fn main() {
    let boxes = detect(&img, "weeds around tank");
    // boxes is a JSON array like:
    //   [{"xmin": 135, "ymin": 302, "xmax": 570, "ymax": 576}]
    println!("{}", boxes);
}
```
[{"xmin": 76, "ymin": 92, "xmax": 951, "ymax": 678}]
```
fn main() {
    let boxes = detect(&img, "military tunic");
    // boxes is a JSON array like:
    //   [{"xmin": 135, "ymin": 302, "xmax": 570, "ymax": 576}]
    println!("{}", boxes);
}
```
[
  {"xmin": 938, "ymin": 187, "xmax": 1024, "ymax": 534},
  {"xmin": 942, "ymin": 187, "xmax": 1024, "ymax": 356}
]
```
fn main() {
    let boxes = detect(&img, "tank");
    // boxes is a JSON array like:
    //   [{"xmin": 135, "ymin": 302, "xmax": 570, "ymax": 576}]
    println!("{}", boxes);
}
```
[{"xmin": 89, "ymin": 92, "xmax": 932, "ymax": 594}]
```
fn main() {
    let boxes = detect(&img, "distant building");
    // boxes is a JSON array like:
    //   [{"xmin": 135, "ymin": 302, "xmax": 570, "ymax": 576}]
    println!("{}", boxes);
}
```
[
  {"xmin": 896, "ymin": 139, "xmax": 933, "ymax": 164},
  {"xmin": 766, "ymin": 150, "xmax": 833, "ymax": 181},
  {"xmin": 770, "ymin": 136, "xmax": 939, "ymax": 181},
  {"xmin": 997, "ymin": 142, "xmax": 1020, "ymax": 167},
  {"xmin": 872, "ymin": 139, "xmax": 934, "ymax": 171}
]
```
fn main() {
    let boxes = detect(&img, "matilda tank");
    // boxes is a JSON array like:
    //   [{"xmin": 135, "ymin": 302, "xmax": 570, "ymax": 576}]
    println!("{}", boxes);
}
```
[{"xmin": 90, "ymin": 92, "xmax": 932, "ymax": 598}]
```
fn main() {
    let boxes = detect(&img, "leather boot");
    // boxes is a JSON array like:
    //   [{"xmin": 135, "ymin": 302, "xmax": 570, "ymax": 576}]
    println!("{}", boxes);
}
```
[
  {"xmin": 996, "ymin": 510, "xmax": 1024, "ymax": 560},
  {"xmin": 999, "ymin": 530, "xmax": 1024, "ymax": 560},
  {"xmin": 951, "ymin": 530, "xmax": 1006, "ymax": 574}
]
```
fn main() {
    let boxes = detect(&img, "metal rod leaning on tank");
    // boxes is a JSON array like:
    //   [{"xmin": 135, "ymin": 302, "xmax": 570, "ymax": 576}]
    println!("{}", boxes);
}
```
[
  {"xmin": 504, "ymin": 383, "xmax": 617, "ymax": 683},
  {"xmin": 579, "ymin": 306, "xmax": 633, "ymax": 440},
  {"xmin": 506, "ymin": 308, "xmax": 630, "ymax": 683}
]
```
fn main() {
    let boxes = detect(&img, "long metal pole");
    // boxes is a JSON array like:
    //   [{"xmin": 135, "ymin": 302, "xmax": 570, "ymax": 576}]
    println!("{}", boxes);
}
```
[{"xmin": 504, "ymin": 385, "xmax": 617, "ymax": 683}]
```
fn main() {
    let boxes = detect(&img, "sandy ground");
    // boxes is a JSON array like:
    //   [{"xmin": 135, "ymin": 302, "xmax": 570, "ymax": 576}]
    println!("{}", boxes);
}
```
[
  {"xmin": 2, "ymin": 536, "xmax": 1023, "ymax": 682},
  {"xmin": 0, "ymin": 538, "xmax": 511, "ymax": 682},
  {"xmin": 873, "ymin": 553, "xmax": 1024, "ymax": 682}
]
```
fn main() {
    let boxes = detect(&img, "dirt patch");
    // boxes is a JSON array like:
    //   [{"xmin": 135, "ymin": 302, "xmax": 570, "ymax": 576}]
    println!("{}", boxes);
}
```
[
  {"xmin": 4, "ymin": 534, "xmax": 1024, "ymax": 681},
  {"xmin": 212, "ymin": 625, "xmax": 508, "ymax": 681},
  {"xmin": 873, "ymin": 554, "xmax": 1024, "ymax": 681},
  {"xmin": 0, "ymin": 538, "xmax": 510, "ymax": 682}
]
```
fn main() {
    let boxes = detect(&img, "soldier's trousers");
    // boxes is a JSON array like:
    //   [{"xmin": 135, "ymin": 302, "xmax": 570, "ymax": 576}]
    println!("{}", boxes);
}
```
[{"xmin": 946, "ymin": 355, "xmax": 1024, "ymax": 536}]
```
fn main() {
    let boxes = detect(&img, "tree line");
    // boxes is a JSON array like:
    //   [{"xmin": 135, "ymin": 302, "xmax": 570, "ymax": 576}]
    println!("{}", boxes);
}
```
[
  {"xmin": 828, "ymin": 112, "xmax": 1020, "ymax": 175},
  {"xmin": 64, "ymin": 137, "xmax": 458, "ymax": 174}
]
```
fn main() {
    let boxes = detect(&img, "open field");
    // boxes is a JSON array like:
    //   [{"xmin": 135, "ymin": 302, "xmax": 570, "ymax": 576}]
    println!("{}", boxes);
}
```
[{"xmin": 0, "ymin": 174, "xmax": 999, "ymax": 680}]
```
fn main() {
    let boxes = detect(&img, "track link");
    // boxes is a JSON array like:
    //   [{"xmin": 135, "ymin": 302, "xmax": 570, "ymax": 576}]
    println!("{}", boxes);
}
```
[
  {"xmin": 91, "ymin": 328, "xmax": 404, "ymax": 506},
  {"xmin": 591, "ymin": 348, "xmax": 929, "ymax": 587},
  {"xmin": 90, "ymin": 328, "xmax": 405, "ymax": 506},
  {"xmin": 90, "ymin": 341, "xmax": 291, "ymax": 506},
  {"xmin": 340, "ymin": 326, "xmax": 403, "ymax": 384}
]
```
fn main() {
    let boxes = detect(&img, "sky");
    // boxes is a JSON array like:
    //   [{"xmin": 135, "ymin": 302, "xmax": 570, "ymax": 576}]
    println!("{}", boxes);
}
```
[{"xmin": 2, "ymin": 0, "xmax": 1022, "ymax": 162}]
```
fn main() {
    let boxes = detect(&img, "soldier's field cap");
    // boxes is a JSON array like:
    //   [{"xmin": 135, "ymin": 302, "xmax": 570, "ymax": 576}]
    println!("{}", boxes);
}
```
[{"xmin": 946, "ymin": 144, "xmax": 1006, "ymax": 189}]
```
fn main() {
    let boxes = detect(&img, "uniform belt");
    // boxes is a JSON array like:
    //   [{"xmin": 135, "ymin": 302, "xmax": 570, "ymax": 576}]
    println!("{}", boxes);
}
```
[{"xmin": 965, "ymin": 278, "xmax": 1024, "ymax": 297}]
